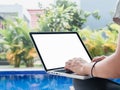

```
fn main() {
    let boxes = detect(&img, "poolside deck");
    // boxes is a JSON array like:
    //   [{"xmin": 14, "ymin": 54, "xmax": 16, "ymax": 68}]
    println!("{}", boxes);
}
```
[{"xmin": 0, "ymin": 66, "xmax": 45, "ymax": 75}]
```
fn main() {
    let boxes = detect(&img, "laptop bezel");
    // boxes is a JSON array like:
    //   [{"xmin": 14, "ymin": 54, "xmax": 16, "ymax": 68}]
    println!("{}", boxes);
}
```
[{"xmin": 29, "ymin": 32, "xmax": 92, "ymax": 72}]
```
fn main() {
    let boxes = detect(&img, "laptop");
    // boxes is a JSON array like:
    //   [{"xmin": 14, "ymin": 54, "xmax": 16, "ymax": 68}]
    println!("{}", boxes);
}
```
[{"xmin": 30, "ymin": 32, "xmax": 92, "ymax": 80}]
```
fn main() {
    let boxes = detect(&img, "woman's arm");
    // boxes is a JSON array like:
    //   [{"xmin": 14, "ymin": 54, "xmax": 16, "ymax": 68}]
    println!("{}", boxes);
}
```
[
  {"xmin": 65, "ymin": 32, "xmax": 120, "ymax": 79},
  {"xmin": 92, "ymin": 53, "xmax": 120, "ymax": 78},
  {"xmin": 92, "ymin": 32, "xmax": 120, "ymax": 78}
]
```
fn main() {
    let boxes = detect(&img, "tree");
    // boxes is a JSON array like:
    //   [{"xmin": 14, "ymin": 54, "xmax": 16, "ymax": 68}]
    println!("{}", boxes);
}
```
[
  {"xmin": 38, "ymin": 0, "xmax": 100, "ymax": 32},
  {"xmin": 0, "ymin": 18, "xmax": 37, "ymax": 67}
]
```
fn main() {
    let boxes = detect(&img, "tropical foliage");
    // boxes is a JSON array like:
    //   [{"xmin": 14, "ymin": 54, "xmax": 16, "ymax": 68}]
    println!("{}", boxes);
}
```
[
  {"xmin": 0, "ymin": 0, "xmax": 117, "ymax": 68},
  {"xmin": 78, "ymin": 23, "xmax": 119, "ymax": 58},
  {"xmin": 0, "ymin": 18, "xmax": 37, "ymax": 67},
  {"xmin": 37, "ymin": 0, "xmax": 117, "ymax": 58},
  {"xmin": 37, "ymin": 0, "xmax": 100, "ymax": 32}
]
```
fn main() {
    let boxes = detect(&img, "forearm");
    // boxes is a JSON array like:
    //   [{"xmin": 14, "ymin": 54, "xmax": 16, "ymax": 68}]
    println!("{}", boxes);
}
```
[
  {"xmin": 84, "ymin": 32, "xmax": 120, "ymax": 78},
  {"xmin": 94, "ymin": 53, "xmax": 120, "ymax": 78},
  {"xmin": 84, "ymin": 53, "xmax": 120, "ymax": 78}
]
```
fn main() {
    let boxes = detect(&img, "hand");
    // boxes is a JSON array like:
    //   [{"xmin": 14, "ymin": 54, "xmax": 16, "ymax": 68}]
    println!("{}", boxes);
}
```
[
  {"xmin": 65, "ymin": 57, "xmax": 90, "ymax": 76},
  {"xmin": 92, "ymin": 55, "xmax": 106, "ymax": 62}
]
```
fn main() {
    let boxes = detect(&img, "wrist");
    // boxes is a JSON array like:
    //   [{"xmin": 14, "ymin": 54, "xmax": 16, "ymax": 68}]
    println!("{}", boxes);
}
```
[
  {"xmin": 91, "ymin": 61, "xmax": 98, "ymax": 77},
  {"xmin": 82, "ymin": 62, "xmax": 94, "ymax": 76}
]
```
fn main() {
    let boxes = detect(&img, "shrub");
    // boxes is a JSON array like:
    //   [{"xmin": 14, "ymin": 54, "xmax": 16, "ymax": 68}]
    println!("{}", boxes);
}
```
[
  {"xmin": 0, "ymin": 18, "xmax": 37, "ymax": 67},
  {"xmin": 78, "ymin": 23, "xmax": 119, "ymax": 58}
]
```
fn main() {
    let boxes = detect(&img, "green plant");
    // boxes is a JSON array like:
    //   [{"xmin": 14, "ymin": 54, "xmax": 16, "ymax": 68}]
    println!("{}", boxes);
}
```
[
  {"xmin": 0, "ymin": 18, "xmax": 37, "ymax": 67},
  {"xmin": 78, "ymin": 23, "xmax": 118, "ymax": 58},
  {"xmin": 37, "ymin": 0, "xmax": 100, "ymax": 32},
  {"xmin": 0, "ymin": 44, "xmax": 6, "ymax": 60}
]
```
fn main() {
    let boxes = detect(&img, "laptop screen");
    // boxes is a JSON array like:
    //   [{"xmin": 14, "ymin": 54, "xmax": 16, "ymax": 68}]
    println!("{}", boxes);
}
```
[{"xmin": 30, "ymin": 32, "xmax": 92, "ymax": 70}]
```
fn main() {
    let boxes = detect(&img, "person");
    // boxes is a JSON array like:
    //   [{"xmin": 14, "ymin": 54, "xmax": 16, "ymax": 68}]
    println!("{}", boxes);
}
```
[
  {"xmin": 65, "ymin": 0, "xmax": 120, "ymax": 90},
  {"xmin": 65, "ymin": 1, "xmax": 120, "ymax": 79}
]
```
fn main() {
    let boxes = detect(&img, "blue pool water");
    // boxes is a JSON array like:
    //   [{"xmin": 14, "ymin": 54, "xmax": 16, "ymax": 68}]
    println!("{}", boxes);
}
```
[
  {"xmin": 0, "ymin": 73, "xmax": 72, "ymax": 90},
  {"xmin": 0, "ymin": 70, "xmax": 120, "ymax": 90},
  {"xmin": 110, "ymin": 78, "xmax": 120, "ymax": 84}
]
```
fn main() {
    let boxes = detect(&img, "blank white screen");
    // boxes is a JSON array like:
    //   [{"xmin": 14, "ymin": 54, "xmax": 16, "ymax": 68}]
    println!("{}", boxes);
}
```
[{"xmin": 32, "ymin": 33, "xmax": 91, "ymax": 70}]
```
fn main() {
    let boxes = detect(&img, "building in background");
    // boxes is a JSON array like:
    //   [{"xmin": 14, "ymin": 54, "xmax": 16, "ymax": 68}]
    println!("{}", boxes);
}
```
[
  {"xmin": 0, "ymin": 4, "xmax": 45, "ymax": 29},
  {"xmin": 0, "ymin": 4, "xmax": 31, "ymax": 28},
  {"xmin": 0, "ymin": 0, "xmax": 116, "ymax": 30},
  {"xmin": 28, "ymin": 9, "xmax": 44, "ymax": 29}
]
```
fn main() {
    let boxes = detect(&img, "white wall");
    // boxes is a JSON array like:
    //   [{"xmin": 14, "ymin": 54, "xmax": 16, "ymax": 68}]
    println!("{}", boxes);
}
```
[
  {"xmin": 0, "ymin": 4, "xmax": 31, "ymax": 26},
  {"xmin": 80, "ymin": 0, "xmax": 118, "ymax": 29}
]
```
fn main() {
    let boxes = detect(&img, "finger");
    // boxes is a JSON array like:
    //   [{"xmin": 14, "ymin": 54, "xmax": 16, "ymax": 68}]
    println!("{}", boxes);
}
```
[
  {"xmin": 92, "ymin": 56, "xmax": 106, "ymax": 62},
  {"xmin": 100, "ymin": 55, "xmax": 106, "ymax": 59},
  {"xmin": 65, "ymin": 58, "xmax": 80, "ymax": 68},
  {"xmin": 92, "ymin": 58, "xmax": 99, "ymax": 62},
  {"xmin": 65, "ymin": 60, "xmax": 73, "ymax": 68},
  {"xmin": 64, "ymin": 63, "xmax": 72, "ymax": 70},
  {"xmin": 70, "ymin": 60, "xmax": 78, "ymax": 66}
]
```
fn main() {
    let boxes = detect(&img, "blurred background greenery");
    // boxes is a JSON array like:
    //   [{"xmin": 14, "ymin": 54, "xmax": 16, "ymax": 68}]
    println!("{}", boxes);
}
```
[
  {"xmin": 0, "ymin": 0, "xmax": 119, "ymax": 67},
  {"xmin": 37, "ymin": 0, "xmax": 119, "ymax": 58}
]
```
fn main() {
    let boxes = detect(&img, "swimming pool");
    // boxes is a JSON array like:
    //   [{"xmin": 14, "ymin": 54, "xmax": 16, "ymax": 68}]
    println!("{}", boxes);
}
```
[{"xmin": 0, "ymin": 71, "xmax": 72, "ymax": 90}]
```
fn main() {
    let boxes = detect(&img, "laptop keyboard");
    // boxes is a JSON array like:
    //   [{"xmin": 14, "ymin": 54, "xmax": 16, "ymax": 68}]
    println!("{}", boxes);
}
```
[{"xmin": 56, "ymin": 69, "xmax": 73, "ymax": 74}]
